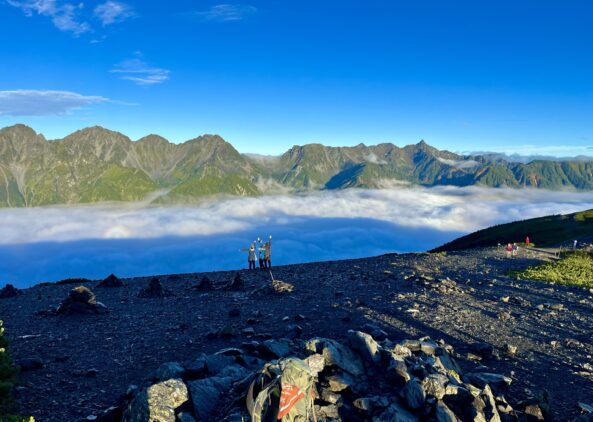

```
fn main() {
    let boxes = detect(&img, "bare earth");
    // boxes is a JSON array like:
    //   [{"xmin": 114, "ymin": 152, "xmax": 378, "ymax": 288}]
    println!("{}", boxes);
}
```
[{"xmin": 1, "ymin": 248, "xmax": 592, "ymax": 421}]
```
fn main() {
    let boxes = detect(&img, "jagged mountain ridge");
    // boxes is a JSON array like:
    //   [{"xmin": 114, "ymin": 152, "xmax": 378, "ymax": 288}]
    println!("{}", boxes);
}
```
[{"xmin": 1, "ymin": 124, "xmax": 593, "ymax": 207}]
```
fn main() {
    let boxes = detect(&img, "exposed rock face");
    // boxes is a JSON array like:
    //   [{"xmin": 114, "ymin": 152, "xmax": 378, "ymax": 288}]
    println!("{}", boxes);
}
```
[
  {"xmin": 138, "ymin": 278, "xmax": 172, "ymax": 298},
  {"xmin": 98, "ymin": 274, "xmax": 124, "ymax": 288},
  {"xmin": 56, "ymin": 286, "xmax": 108, "ymax": 315},
  {"xmin": 0, "ymin": 283, "xmax": 21, "ymax": 299},
  {"xmin": 102, "ymin": 332, "xmax": 526, "ymax": 422}
]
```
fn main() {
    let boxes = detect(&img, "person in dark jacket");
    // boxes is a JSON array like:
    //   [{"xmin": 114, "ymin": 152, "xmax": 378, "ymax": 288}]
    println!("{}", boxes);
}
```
[{"xmin": 264, "ymin": 235, "xmax": 272, "ymax": 268}]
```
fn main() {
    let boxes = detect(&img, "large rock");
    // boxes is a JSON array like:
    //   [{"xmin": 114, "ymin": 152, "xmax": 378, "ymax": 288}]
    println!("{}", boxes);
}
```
[
  {"xmin": 435, "ymin": 400, "xmax": 459, "ymax": 422},
  {"xmin": 465, "ymin": 372, "xmax": 512, "ymax": 391},
  {"xmin": 56, "ymin": 286, "xmax": 108, "ymax": 315},
  {"xmin": 401, "ymin": 379, "xmax": 426, "ymax": 410},
  {"xmin": 258, "ymin": 339, "xmax": 291, "ymax": 359},
  {"xmin": 188, "ymin": 377, "xmax": 232, "ymax": 421},
  {"xmin": 123, "ymin": 378, "xmax": 188, "ymax": 422},
  {"xmin": 347, "ymin": 330, "xmax": 382, "ymax": 364},
  {"xmin": 305, "ymin": 338, "xmax": 364, "ymax": 376},
  {"xmin": 151, "ymin": 362, "xmax": 186, "ymax": 382},
  {"xmin": 375, "ymin": 402, "xmax": 419, "ymax": 422}
]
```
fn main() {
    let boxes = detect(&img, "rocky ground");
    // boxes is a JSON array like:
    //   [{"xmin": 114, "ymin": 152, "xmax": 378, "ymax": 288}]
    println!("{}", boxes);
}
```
[{"xmin": 1, "ymin": 247, "xmax": 593, "ymax": 421}]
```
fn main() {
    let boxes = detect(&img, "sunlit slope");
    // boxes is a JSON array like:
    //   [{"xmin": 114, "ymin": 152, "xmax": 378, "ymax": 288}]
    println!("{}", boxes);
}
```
[{"xmin": 432, "ymin": 209, "xmax": 593, "ymax": 251}]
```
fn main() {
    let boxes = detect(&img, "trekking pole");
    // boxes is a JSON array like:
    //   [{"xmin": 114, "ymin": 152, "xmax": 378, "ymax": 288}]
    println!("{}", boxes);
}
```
[{"xmin": 269, "ymin": 269, "xmax": 275, "ymax": 282}]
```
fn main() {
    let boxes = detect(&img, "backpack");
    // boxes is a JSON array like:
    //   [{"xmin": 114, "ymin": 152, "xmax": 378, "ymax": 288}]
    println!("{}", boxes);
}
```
[{"xmin": 247, "ymin": 357, "xmax": 317, "ymax": 422}]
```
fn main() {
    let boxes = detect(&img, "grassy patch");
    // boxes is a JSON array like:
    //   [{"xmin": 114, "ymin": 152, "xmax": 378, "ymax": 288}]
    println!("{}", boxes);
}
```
[
  {"xmin": 513, "ymin": 251, "xmax": 593, "ymax": 288},
  {"xmin": 1, "ymin": 321, "xmax": 34, "ymax": 421}
]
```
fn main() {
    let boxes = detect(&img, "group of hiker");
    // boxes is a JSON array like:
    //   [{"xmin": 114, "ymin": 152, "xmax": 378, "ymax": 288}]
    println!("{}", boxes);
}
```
[
  {"xmin": 502, "ymin": 236, "xmax": 531, "ymax": 257},
  {"xmin": 243, "ymin": 235, "xmax": 272, "ymax": 270}
]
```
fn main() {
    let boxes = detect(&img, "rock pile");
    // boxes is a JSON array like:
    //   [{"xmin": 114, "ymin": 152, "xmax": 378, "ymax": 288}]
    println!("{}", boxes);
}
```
[
  {"xmin": 192, "ymin": 276, "xmax": 213, "ymax": 291},
  {"xmin": 226, "ymin": 273, "xmax": 244, "ymax": 291},
  {"xmin": 0, "ymin": 283, "xmax": 21, "ymax": 299},
  {"xmin": 138, "ymin": 278, "xmax": 173, "ymax": 298},
  {"xmin": 96, "ymin": 330, "xmax": 558, "ymax": 422},
  {"xmin": 56, "ymin": 286, "xmax": 108, "ymax": 315},
  {"xmin": 98, "ymin": 274, "xmax": 124, "ymax": 288}
]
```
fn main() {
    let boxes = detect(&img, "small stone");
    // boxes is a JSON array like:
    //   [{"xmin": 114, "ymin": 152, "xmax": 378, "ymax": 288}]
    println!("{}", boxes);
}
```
[{"xmin": 504, "ymin": 344, "xmax": 518, "ymax": 356}]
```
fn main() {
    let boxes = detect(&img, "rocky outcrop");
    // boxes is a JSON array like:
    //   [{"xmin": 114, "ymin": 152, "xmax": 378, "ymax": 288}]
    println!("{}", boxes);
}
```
[{"xmin": 105, "ymin": 330, "xmax": 530, "ymax": 422}]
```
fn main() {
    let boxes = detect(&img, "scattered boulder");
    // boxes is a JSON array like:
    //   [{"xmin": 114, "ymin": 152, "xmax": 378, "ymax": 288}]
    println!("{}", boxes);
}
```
[
  {"xmin": 348, "ymin": 330, "xmax": 382, "ymax": 364},
  {"xmin": 122, "ymin": 378, "xmax": 188, "ymax": 422},
  {"xmin": 271, "ymin": 279, "xmax": 294, "ymax": 293},
  {"xmin": 138, "ymin": 278, "xmax": 172, "ymax": 298},
  {"xmin": 0, "ymin": 283, "xmax": 21, "ymax": 299},
  {"xmin": 98, "ymin": 274, "xmax": 123, "ymax": 288},
  {"xmin": 151, "ymin": 362, "xmax": 185, "ymax": 382},
  {"xmin": 187, "ymin": 377, "xmax": 232, "ymax": 421},
  {"xmin": 56, "ymin": 286, "xmax": 108, "ymax": 315}
]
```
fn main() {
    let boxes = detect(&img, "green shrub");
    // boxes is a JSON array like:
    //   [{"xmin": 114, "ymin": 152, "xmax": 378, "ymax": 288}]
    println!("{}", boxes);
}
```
[
  {"xmin": 0, "ymin": 321, "xmax": 33, "ymax": 422},
  {"xmin": 513, "ymin": 251, "xmax": 593, "ymax": 288}
]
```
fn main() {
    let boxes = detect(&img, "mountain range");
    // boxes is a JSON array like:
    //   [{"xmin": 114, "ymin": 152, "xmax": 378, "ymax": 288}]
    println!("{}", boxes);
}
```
[{"xmin": 1, "ymin": 124, "xmax": 593, "ymax": 207}]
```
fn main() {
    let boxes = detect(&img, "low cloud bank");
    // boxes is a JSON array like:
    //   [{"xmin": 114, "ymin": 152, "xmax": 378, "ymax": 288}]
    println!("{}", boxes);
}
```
[{"xmin": 1, "ymin": 186, "xmax": 593, "ymax": 287}]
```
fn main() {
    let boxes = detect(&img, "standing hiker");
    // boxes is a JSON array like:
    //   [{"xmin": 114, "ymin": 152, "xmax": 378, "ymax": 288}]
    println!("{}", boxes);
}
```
[
  {"xmin": 258, "ymin": 237, "xmax": 266, "ymax": 269},
  {"xmin": 512, "ymin": 243, "xmax": 519, "ymax": 256},
  {"xmin": 240, "ymin": 242, "xmax": 258, "ymax": 270},
  {"xmin": 574, "ymin": 240, "xmax": 578, "ymax": 250},
  {"xmin": 505, "ymin": 243, "xmax": 513, "ymax": 257},
  {"xmin": 264, "ymin": 235, "xmax": 272, "ymax": 269},
  {"xmin": 525, "ymin": 236, "xmax": 530, "ymax": 246}
]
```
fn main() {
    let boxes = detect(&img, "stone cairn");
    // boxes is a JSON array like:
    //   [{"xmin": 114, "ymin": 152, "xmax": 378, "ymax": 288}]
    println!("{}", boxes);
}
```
[
  {"xmin": 90, "ymin": 329, "xmax": 564, "ymax": 422},
  {"xmin": 56, "ymin": 286, "xmax": 108, "ymax": 315},
  {"xmin": 138, "ymin": 278, "xmax": 173, "ymax": 298},
  {"xmin": 0, "ymin": 283, "xmax": 21, "ymax": 299},
  {"xmin": 98, "ymin": 274, "xmax": 124, "ymax": 288}
]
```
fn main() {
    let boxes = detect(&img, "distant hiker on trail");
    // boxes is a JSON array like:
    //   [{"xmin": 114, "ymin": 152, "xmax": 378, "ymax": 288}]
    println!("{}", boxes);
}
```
[
  {"xmin": 574, "ymin": 240, "xmax": 578, "ymax": 250},
  {"xmin": 240, "ymin": 242, "xmax": 258, "ymax": 270},
  {"xmin": 525, "ymin": 236, "xmax": 530, "ymax": 246},
  {"xmin": 512, "ymin": 243, "xmax": 519, "ymax": 256},
  {"xmin": 505, "ymin": 243, "xmax": 513, "ymax": 257},
  {"xmin": 264, "ymin": 235, "xmax": 272, "ymax": 269}
]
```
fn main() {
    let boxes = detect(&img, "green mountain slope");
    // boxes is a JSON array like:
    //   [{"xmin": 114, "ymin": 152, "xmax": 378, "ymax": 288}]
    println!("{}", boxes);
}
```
[
  {"xmin": 1, "ymin": 124, "xmax": 593, "ymax": 207},
  {"xmin": 432, "ymin": 209, "xmax": 593, "ymax": 252}
]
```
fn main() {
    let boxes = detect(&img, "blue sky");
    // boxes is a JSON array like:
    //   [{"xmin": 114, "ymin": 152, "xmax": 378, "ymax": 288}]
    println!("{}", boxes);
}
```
[{"xmin": 0, "ymin": 0, "xmax": 592, "ymax": 156}]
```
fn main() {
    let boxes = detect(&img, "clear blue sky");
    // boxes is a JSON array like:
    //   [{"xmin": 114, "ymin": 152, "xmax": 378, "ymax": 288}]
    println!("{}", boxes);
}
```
[{"xmin": 0, "ymin": 0, "xmax": 592, "ymax": 156}]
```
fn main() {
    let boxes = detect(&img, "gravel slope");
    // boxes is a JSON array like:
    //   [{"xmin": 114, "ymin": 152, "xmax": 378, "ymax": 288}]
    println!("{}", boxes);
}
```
[{"xmin": 1, "ymin": 247, "xmax": 592, "ymax": 421}]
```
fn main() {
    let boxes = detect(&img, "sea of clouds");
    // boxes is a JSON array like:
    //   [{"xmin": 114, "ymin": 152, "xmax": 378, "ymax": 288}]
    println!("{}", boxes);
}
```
[{"xmin": 2, "ymin": 186, "xmax": 593, "ymax": 288}]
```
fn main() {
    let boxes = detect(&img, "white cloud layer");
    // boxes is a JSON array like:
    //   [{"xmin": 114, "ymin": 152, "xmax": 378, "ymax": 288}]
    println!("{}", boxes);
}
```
[
  {"xmin": 194, "ymin": 4, "xmax": 257, "ymax": 22},
  {"xmin": 1, "ymin": 186, "xmax": 593, "ymax": 287},
  {"xmin": 6, "ymin": 0, "xmax": 90, "ymax": 35},
  {"xmin": 0, "ymin": 90, "xmax": 108, "ymax": 116},
  {"xmin": 111, "ymin": 56, "xmax": 171, "ymax": 86},
  {"xmin": 94, "ymin": 1, "xmax": 134, "ymax": 26}
]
